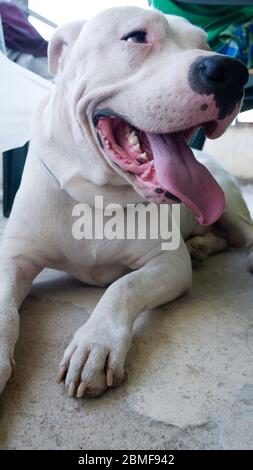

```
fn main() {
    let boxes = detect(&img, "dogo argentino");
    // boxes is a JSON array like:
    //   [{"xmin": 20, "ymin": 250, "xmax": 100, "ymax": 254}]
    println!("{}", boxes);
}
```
[{"xmin": 0, "ymin": 7, "xmax": 252, "ymax": 398}]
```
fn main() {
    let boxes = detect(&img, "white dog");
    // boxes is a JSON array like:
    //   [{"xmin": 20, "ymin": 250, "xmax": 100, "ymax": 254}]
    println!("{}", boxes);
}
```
[{"xmin": 0, "ymin": 7, "xmax": 252, "ymax": 398}]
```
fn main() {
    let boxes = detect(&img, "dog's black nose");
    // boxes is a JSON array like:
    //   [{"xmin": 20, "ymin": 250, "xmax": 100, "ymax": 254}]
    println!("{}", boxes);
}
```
[
  {"xmin": 198, "ymin": 55, "xmax": 248, "ymax": 89},
  {"xmin": 188, "ymin": 55, "xmax": 249, "ymax": 119}
]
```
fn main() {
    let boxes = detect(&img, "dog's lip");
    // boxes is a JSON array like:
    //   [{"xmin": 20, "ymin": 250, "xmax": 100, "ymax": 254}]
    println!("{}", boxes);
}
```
[
  {"xmin": 93, "ymin": 107, "xmax": 219, "ymax": 142},
  {"xmin": 92, "ymin": 108, "xmax": 123, "ymax": 126}
]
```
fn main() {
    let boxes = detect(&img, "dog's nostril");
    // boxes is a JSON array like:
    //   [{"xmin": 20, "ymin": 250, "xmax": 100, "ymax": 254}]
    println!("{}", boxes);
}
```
[
  {"xmin": 199, "ymin": 57, "xmax": 232, "ymax": 85},
  {"xmin": 197, "ymin": 55, "xmax": 249, "ymax": 89}
]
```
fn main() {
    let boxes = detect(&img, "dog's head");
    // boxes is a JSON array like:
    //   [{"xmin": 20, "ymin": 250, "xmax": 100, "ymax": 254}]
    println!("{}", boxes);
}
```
[{"xmin": 48, "ymin": 7, "xmax": 248, "ymax": 224}]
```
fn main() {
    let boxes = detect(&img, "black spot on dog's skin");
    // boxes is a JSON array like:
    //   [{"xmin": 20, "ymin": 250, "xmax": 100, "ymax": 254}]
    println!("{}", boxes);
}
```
[
  {"xmin": 155, "ymin": 188, "xmax": 164, "ymax": 194},
  {"xmin": 200, "ymin": 103, "xmax": 208, "ymax": 111},
  {"xmin": 164, "ymin": 191, "xmax": 181, "ymax": 203},
  {"xmin": 155, "ymin": 188, "xmax": 180, "ymax": 202}
]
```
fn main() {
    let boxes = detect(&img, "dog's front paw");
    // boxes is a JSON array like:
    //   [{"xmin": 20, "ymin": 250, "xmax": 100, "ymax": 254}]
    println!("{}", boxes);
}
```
[
  {"xmin": 0, "ymin": 349, "xmax": 15, "ymax": 395},
  {"xmin": 57, "ymin": 323, "xmax": 131, "ymax": 398},
  {"xmin": 186, "ymin": 236, "xmax": 209, "ymax": 261}
]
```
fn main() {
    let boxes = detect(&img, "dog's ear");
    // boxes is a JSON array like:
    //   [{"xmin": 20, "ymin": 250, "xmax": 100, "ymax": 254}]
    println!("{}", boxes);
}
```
[{"xmin": 48, "ymin": 20, "xmax": 86, "ymax": 74}]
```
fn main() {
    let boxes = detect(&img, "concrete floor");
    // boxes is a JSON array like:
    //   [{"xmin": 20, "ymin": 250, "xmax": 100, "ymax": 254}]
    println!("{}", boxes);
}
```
[{"xmin": 0, "ymin": 189, "xmax": 253, "ymax": 450}]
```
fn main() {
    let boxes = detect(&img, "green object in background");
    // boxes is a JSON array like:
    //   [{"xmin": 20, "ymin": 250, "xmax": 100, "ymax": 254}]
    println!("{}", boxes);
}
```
[{"xmin": 150, "ymin": 1, "xmax": 253, "ymax": 66}]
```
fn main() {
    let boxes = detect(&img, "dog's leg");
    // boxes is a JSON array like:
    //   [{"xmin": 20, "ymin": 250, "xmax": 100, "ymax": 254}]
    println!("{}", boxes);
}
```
[
  {"xmin": 0, "ymin": 255, "xmax": 40, "ymax": 394},
  {"xmin": 186, "ymin": 232, "xmax": 228, "ymax": 261},
  {"xmin": 58, "ymin": 239, "xmax": 192, "ymax": 398},
  {"xmin": 215, "ymin": 179, "xmax": 253, "ymax": 272},
  {"xmin": 194, "ymin": 153, "xmax": 253, "ymax": 270}
]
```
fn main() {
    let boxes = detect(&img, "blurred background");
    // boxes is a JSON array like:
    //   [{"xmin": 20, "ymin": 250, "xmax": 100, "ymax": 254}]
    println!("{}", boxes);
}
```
[{"xmin": 29, "ymin": 0, "xmax": 148, "ymax": 39}]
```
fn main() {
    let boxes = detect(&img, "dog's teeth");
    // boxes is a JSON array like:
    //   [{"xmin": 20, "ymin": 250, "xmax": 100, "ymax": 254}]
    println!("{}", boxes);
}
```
[
  {"xmin": 133, "ymin": 143, "xmax": 141, "ymax": 151},
  {"xmin": 128, "ymin": 132, "xmax": 139, "ymax": 146},
  {"xmin": 132, "ymin": 136, "xmax": 139, "ymax": 145},
  {"xmin": 128, "ymin": 131, "xmax": 136, "ymax": 142},
  {"xmin": 139, "ymin": 152, "xmax": 148, "ymax": 160},
  {"xmin": 150, "ymin": 160, "xmax": 154, "ymax": 166}
]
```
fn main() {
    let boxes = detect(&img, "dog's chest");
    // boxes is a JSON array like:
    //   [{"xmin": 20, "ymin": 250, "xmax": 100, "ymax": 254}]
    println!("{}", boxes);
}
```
[
  {"xmin": 60, "ymin": 234, "xmax": 161, "ymax": 285},
  {"xmin": 55, "ymin": 197, "xmax": 198, "ymax": 286}
]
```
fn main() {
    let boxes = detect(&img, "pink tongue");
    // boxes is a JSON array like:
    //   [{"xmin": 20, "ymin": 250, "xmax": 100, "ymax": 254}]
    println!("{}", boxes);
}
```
[{"xmin": 147, "ymin": 132, "xmax": 225, "ymax": 225}]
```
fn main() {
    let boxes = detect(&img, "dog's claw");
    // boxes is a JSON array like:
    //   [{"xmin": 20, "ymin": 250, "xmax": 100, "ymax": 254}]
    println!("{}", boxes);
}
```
[
  {"xmin": 10, "ymin": 357, "xmax": 16, "ymax": 372},
  {"xmin": 68, "ymin": 380, "xmax": 76, "ymax": 397},
  {"xmin": 57, "ymin": 364, "xmax": 67, "ymax": 383},
  {"xmin": 107, "ymin": 368, "xmax": 114, "ymax": 387},
  {"xmin": 76, "ymin": 381, "xmax": 87, "ymax": 398}
]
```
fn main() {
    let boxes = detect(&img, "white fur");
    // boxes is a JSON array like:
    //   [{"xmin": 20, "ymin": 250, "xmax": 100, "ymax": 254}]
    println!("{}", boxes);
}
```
[{"xmin": 0, "ymin": 7, "xmax": 252, "ymax": 397}]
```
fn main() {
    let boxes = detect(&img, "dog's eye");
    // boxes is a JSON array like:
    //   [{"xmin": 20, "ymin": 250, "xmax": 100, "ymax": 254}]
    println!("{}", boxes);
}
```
[{"xmin": 122, "ymin": 30, "xmax": 147, "ymax": 44}]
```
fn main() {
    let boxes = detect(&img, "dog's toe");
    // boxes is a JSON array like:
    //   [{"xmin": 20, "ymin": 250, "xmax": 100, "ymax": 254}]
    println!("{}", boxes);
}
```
[
  {"xmin": 0, "ymin": 352, "xmax": 13, "ymax": 394},
  {"xmin": 186, "ymin": 236, "xmax": 208, "ymax": 261},
  {"xmin": 78, "ymin": 344, "xmax": 108, "ymax": 396}
]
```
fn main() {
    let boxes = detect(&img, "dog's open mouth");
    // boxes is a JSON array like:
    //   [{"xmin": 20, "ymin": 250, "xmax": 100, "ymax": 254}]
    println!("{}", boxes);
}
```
[{"xmin": 96, "ymin": 114, "xmax": 225, "ymax": 225}]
